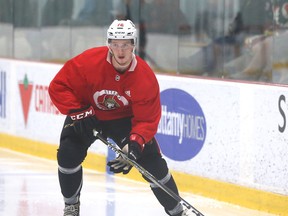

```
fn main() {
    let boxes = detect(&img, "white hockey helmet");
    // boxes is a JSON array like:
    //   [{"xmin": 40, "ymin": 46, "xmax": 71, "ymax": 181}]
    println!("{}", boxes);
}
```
[{"xmin": 107, "ymin": 20, "xmax": 137, "ymax": 45}]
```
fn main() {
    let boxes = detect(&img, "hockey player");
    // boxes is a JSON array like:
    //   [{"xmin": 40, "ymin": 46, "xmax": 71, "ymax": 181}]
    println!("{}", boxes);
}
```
[{"xmin": 49, "ymin": 19, "xmax": 192, "ymax": 216}]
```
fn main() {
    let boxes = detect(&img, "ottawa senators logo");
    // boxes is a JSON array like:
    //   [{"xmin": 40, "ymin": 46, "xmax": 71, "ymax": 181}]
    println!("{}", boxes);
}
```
[{"xmin": 93, "ymin": 90, "xmax": 129, "ymax": 110}]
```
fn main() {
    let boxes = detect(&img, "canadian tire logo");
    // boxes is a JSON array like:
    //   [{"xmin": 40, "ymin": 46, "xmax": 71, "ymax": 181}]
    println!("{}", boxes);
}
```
[{"xmin": 19, "ymin": 74, "xmax": 33, "ymax": 126}]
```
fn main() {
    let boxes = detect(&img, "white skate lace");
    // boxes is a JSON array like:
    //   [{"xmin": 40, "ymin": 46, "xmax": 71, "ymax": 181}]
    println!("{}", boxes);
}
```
[
  {"xmin": 63, "ymin": 203, "xmax": 80, "ymax": 216},
  {"xmin": 181, "ymin": 209, "xmax": 194, "ymax": 216}
]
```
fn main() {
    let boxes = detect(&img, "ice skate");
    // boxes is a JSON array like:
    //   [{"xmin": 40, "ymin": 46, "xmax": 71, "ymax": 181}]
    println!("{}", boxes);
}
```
[
  {"xmin": 63, "ymin": 202, "xmax": 80, "ymax": 216},
  {"xmin": 180, "ymin": 209, "xmax": 194, "ymax": 216}
]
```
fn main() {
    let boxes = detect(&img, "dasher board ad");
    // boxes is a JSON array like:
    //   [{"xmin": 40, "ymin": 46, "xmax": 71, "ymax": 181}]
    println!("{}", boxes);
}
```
[
  {"xmin": 157, "ymin": 74, "xmax": 288, "ymax": 195},
  {"xmin": 0, "ymin": 58, "xmax": 287, "ymax": 196}
]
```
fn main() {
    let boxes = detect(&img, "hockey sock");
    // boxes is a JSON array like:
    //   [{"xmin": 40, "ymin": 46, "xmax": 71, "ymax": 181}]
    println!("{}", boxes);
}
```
[
  {"xmin": 138, "ymin": 155, "xmax": 181, "ymax": 214},
  {"xmin": 58, "ymin": 165, "xmax": 83, "ymax": 204}
]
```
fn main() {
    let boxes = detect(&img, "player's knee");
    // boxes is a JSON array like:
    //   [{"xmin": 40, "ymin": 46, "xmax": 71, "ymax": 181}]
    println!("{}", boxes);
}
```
[
  {"xmin": 57, "ymin": 144, "xmax": 87, "ymax": 168},
  {"xmin": 139, "ymin": 154, "xmax": 169, "ymax": 181}
]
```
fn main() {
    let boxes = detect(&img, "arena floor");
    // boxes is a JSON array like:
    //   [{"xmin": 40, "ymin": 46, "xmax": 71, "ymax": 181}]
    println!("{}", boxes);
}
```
[{"xmin": 0, "ymin": 148, "xmax": 278, "ymax": 216}]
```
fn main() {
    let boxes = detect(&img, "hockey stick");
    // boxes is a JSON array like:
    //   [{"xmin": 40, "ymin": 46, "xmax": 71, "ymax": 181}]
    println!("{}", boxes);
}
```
[{"xmin": 93, "ymin": 130, "xmax": 204, "ymax": 216}]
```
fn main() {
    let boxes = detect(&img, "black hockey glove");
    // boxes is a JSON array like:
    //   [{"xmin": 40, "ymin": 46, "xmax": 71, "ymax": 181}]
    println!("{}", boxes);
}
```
[
  {"xmin": 69, "ymin": 105, "xmax": 100, "ymax": 143},
  {"xmin": 107, "ymin": 154, "xmax": 132, "ymax": 174},
  {"xmin": 107, "ymin": 138, "xmax": 143, "ymax": 174},
  {"xmin": 127, "ymin": 140, "xmax": 143, "ymax": 161},
  {"xmin": 120, "ymin": 136, "xmax": 143, "ymax": 161}
]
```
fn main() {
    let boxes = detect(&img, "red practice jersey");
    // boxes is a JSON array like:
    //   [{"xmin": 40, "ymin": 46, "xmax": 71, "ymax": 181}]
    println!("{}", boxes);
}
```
[{"xmin": 49, "ymin": 46, "xmax": 161, "ymax": 143}]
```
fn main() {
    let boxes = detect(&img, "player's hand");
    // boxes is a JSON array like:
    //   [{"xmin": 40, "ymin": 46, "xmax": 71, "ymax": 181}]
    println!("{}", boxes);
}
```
[
  {"xmin": 107, "ymin": 138, "xmax": 143, "ymax": 174},
  {"xmin": 127, "ymin": 141, "xmax": 142, "ymax": 161},
  {"xmin": 121, "ymin": 136, "xmax": 144, "ymax": 161},
  {"xmin": 69, "ymin": 105, "xmax": 100, "ymax": 143},
  {"xmin": 107, "ymin": 154, "xmax": 132, "ymax": 174}
]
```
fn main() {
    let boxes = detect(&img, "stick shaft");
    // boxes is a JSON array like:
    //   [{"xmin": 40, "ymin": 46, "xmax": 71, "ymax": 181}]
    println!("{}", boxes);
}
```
[{"xmin": 94, "ymin": 131, "xmax": 204, "ymax": 216}]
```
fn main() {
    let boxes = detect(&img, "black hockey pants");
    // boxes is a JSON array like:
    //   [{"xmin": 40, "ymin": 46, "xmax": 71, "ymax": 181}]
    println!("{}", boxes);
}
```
[{"xmin": 57, "ymin": 116, "xmax": 182, "ymax": 215}]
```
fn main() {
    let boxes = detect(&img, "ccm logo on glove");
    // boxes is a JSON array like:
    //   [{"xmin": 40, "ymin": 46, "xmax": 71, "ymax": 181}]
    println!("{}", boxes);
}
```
[
  {"xmin": 70, "ymin": 106, "xmax": 95, "ymax": 120},
  {"xmin": 69, "ymin": 105, "xmax": 100, "ymax": 144}
]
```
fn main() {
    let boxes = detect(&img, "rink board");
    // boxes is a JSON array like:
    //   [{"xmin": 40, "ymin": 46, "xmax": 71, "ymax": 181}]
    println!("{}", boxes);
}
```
[{"xmin": 0, "ymin": 58, "xmax": 287, "ymax": 215}]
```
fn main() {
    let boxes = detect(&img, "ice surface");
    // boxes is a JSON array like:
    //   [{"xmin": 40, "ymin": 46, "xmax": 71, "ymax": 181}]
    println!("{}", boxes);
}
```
[{"xmin": 0, "ymin": 148, "xmax": 277, "ymax": 216}]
